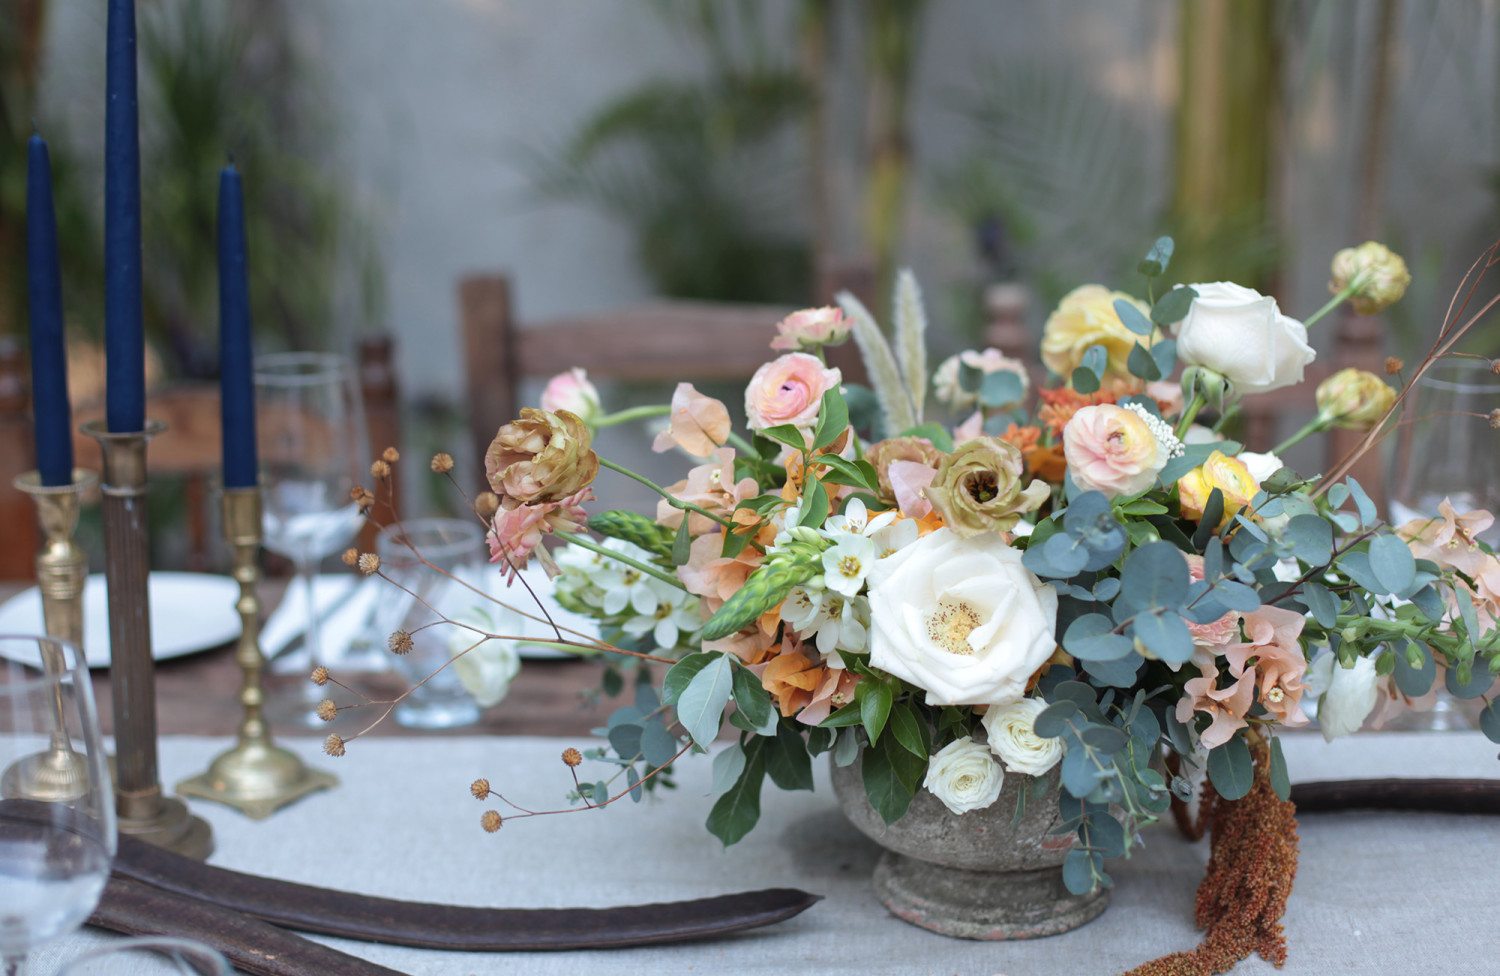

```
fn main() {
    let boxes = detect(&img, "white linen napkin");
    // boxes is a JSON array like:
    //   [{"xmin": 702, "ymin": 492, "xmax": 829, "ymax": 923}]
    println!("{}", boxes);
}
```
[{"xmin": 264, "ymin": 575, "xmax": 386, "ymax": 674}]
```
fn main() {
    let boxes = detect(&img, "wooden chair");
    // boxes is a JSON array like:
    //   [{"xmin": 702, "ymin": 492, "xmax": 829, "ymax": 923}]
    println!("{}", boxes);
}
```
[
  {"xmin": 459, "ymin": 264, "xmax": 874, "ymax": 470},
  {"xmin": 1, "ymin": 335, "xmax": 402, "ymax": 579}
]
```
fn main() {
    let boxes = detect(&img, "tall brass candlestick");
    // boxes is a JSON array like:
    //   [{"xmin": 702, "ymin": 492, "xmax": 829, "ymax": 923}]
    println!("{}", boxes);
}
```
[
  {"xmin": 84, "ymin": 420, "xmax": 213, "ymax": 859},
  {"xmin": 178, "ymin": 486, "xmax": 336, "ymax": 817},
  {"xmin": 0, "ymin": 469, "xmax": 96, "ymax": 802}
]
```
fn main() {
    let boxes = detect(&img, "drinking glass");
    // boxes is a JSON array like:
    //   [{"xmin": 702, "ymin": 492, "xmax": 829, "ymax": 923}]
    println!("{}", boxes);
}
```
[
  {"xmin": 256, "ymin": 352, "xmax": 370, "ymax": 724},
  {"xmin": 374, "ymin": 518, "xmax": 488, "ymax": 730},
  {"xmin": 57, "ymin": 937, "xmax": 230, "ymax": 975},
  {"xmin": 0, "ymin": 635, "xmax": 116, "ymax": 976},
  {"xmin": 1387, "ymin": 359, "xmax": 1500, "ymax": 731}
]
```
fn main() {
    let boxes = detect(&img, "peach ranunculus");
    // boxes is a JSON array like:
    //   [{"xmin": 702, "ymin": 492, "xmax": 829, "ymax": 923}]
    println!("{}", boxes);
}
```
[
  {"xmin": 770, "ymin": 306, "xmax": 851, "ymax": 351},
  {"xmin": 1063, "ymin": 403, "xmax": 1174, "ymax": 498},
  {"xmin": 485, "ymin": 408, "xmax": 600, "ymax": 504},
  {"xmin": 744, "ymin": 353, "xmax": 841, "ymax": 432},
  {"xmin": 539, "ymin": 368, "xmax": 601, "ymax": 421},
  {"xmin": 1178, "ymin": 450, "xmax": 1259, "ymax": 529},
  {"xmin": 1175, "ymin": 654, "xmax": 1255, "ymax": 749},
  {"xmin": 1397, "ymin": 498, "xmax": 1494, "ymax": 577},
  {"xmin": 1040, "ymin": 285, "xmax": 1155, "ymax": 380},
  {"xmin": 1184, "ymin": 554, "xmax": 1241, "ymax": 648},
  {"xmin": 657, "ymin": 447, "xmax": 758, "ymax": 536},
  {"xmin": 1223, "ymin": 606, "xmax": 1309, "ymax": 728},
  {"xmin": 487, "ymin": 488, "xmax": 592, "ymax": 581},
  {"xmin": 652, "ymin": 382, "xmax": 731, "ymax": 456}
]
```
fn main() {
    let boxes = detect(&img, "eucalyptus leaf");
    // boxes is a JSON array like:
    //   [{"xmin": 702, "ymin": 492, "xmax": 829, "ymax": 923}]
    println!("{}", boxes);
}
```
[
  {"xmin": 1481, "ymin": 699, "xmax": 1500, "ymax": 745},
  {"xmin": 1127, "ymin": 342, "xmax": 1161, "ymax": 380},
  {"xmin": 1286, "ymin": 514, "xmax": 1333, "ymax": 566},
  {"xmin": 1115, "ymin": 299, "xmax": 1156, "ymax": 337},
  {"xmin": 1150, "ymin": 285, "xmax": 1197, "ymax": 326},
  {"xmin": 1131, "ymin": 610, "xmax": 1194, "ymax": 666},
  {"xmin": 1393, "ymin": 640, "xmax": 1436, "ymax": 699},
  {"xmin": 1269, "ymin": 736, "xmax": 1291, "ymax": 802},
  {"xmin": 641, "ymin": 720, "xmax": 681, "ymax": 768},
  {"xmin": 980, "ymin": 370, "xmax": 1025, "ymax": 408},
  {"xmin": 1207, "ymin": 734, "xmax": 1253, "ymax": 801},
  {"xmin": 1138, "ymin": 236, "xmax": 1174, "ymax": 277},
  {"xmin": 1368, "ymin": 535, "xmax": 1417, "ymax": 595}
]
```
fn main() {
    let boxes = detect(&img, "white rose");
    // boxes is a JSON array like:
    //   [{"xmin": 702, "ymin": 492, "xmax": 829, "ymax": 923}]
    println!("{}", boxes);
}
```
[
  {"xmin": 1304, "ymin": 650, "xmax": 1378, "ymax": 740},
  {"xmin": 922, "ymin": 736, "xmax": 1004, "ymax": 815},
  {"xmin": 454, "ymin": 632, "xmax": 522, "ymax": 708},
  {"xmin": 867, "ymin": 528, "xmax": 1057, "ymax": 707},
  {"xmin": 981, "ymin": 698, "xmax": 1063, "ymax": 776},
  {"xmin": 1174, "ymin": 282, "xmax": 1316, "ymax": 395}
]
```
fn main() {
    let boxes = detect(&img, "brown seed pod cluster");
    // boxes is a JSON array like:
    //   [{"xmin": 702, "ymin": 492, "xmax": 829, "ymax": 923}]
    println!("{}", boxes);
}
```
[{"xmin": 431, "ymin": 452, "xmax": 455, "ymax": 474}]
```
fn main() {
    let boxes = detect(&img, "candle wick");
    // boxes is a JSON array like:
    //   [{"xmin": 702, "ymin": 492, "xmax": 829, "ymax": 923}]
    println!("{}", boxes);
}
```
[{"xmin": 31, "ymin": 117, "xmax": 40, "ymax": 136}]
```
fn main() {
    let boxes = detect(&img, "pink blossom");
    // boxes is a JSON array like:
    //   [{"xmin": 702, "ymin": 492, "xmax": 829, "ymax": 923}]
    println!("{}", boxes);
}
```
[
  {"xmin": 657, "ymin": 448, "xmax": 758, "ymax": 536},
  {"xmin": 932, "ymin": 348, "xmax": 1029, "ymax": 410},
  {"xmin": 1223, "ymin": 605, "xmax": 1309, "ymax": 728},
  {"xmin": 1397, "ymin": 498, "xmax": 1494, "ymax": 577},
  {"xmin": 539, "ymin": 368, "xmax": 601, "ymax": 420},
  {"xmin": 744, "ymin": 353, "xmax": 841, "ymax": 431},
  {"xmin": 1175, "ymin": 655, "xmax": 1255, "ymax": 749},
  {"xmin": 487, "ymin": 488, "xmax": 592, "ymax": 582},
  {"xmin": 953, "ymin": 411, "xmax": 985, "ymax": 444},
  {"xmin": 887, "ymin": 459, "xmax": 938, "ymax": 519},
  {"xmin": 1062, "ymin": 403, "xmax": 1168, "ymax": 498},
  {"xmin": 1184, "ymin": 554, "xmax": 1241, "ymax": 648},
  {"xmin": 652, "ymin": 382, "xmax": 731, "ymax": 457},
  {"xmin": 677, "ymin": 533, "xmax": 763, "ymax": 614},
  {"xmin": 770, "ymin": 306, "xmax": 851, "ymax": 351},
  {"xmin": 798, "ymin": 668, "xmax": 861, "ymax": 726}
]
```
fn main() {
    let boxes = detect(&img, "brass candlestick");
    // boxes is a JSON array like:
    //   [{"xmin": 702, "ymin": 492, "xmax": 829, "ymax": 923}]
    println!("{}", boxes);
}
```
[
  {"xmin": 84, "ymin": 420, "xmax": 213, "ymax": 860},
  {"xmin": 177, "ymin": 486, "xmax": 336, "ymax": 817},
  {"xmin": 0, "ymin": 469, "xmax": 96, "ymax": 802}
]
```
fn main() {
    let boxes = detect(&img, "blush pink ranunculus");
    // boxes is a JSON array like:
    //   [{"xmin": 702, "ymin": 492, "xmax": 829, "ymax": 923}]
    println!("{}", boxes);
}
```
[
  {"xmin": 538, "ymin": 368, "xmax": 601, "ymax": 421},
  {"xmin": 770, "ymin": 306, "xmax": 851, "ymax": 351},
  {"xmin": 744, "ymin": 353, "xmax": 841, "ymax": 432},
  {"xmin": 1062, "ymin": 403, "xmax": 1168, "ymax": 498},
  {"xmin": 652, "ymin": 382, "xmax": 731, "ymax": 457}
]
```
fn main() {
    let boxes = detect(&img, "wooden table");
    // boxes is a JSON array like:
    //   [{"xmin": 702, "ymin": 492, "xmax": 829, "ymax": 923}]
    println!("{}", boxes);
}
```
[{"xmin": 0, "ymin": 581, "xmax": 618, "ymax": 739}]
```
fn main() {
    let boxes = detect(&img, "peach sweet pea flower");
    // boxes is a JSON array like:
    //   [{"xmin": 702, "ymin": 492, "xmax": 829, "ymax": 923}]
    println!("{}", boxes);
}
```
[
  {"xmin": 1223, "ymin": 606, "xmax": 1309, "ymax": 728},
  {"xmin": 1184, "ymin": 554, "xmax": 1240, "ymax": 648},
  {"xmin": 745, "ymin": 353, "xmax": 841, "ymax": 431},
  {"xmin": 1063, "ymin": 403, "xmax": 1170, "ymax": 498},
  {"xmin": 770, "ymin": 306, "xmax": 851, "ymax": 351},
  {"xmin": 652, "ymin": 382, "xmax": 730, "ymax": 457},
  {"xmin": 487, "ymin": 488, "xmax": 592, "ymax": 582},
  {"xmin": 657, "ymin": 448, "xmax": 757, "ymax": 536},
  {"xmin": 539, "ymin": 368, "xmax": 601, "ymax": 421},
  {"xmin": 1176, "ymin": 655, "xmax": 1255, "ymax": 749},
  {"xmin": 1397, "ymin": 498, "xmax": 1494, "ymax": 577}
]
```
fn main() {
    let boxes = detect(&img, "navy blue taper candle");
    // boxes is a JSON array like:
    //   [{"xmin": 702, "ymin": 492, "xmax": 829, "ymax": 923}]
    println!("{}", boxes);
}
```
[
  {"xmin": 218, "ymin": 164, "xmax": 257, "ymax": 488},
  {"xmin": 104, "ymin": 0, "xmax": 145, "ymax": 433},
  {"xmin": 26, "ymin": 133, "xmax": 75, "ymax": 487}
]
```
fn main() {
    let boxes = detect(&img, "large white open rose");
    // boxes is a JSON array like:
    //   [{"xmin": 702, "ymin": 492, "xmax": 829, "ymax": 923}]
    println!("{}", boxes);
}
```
[
  {"xmin": 867, "ymin": 528, "xmax": 1057, "ymax": 707},
  {"xmin": 1174, "ymin": 282, "xmax": 1316, "ymax": 395}
]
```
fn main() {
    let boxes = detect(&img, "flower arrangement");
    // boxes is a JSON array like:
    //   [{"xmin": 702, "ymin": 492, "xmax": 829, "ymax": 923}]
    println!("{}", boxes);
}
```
[{"xmin": 324, "ymin": 237, "xmax": 1500, "ymax": 971}]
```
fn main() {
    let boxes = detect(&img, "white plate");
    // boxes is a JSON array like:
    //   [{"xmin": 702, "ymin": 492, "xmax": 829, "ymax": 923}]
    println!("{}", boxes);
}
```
[{"xmin": 0, "ymin": 572, "xmax": 241, "ymax": 669}]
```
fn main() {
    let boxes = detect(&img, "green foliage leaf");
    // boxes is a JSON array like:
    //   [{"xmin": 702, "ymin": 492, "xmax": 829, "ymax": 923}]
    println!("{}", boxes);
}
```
[
  {"xmin": 1150, "ymin": 285, "xmax": 1197, "ymax": 326},
  {"xmin": 1286, "ymin": 514, "xmax": 1333, "ymax": 566},
  {"xmin": 766, "ymin": 722, "xmax": 814, "ymax": 791},
  {"xmin": 1393, "ymin": 641, "xmax": 1436, "ymax": 699},
  {"xmin": 711, "ymin": 742, "xmax": 747, "ymax": 794},
  {"xmin": 812, "ymin": 388, "xmax": 850, "ymax": 451},
  {"xmin": 1063, "ymin": 614, "xmax": 1133, "ymax": 662},
  {"xmin": 1138, "ymin": 236, "xmax": 1174, "ymax": 278},
  {"xmin": 862, "ymin": 735, "xmax": 925, "ymax": 824},
  {"xmin": 1127, "ymin": 342, "xmax": 1161, "ymax": 381},
  {"xmin": 1269, "ymin": 736, "xmax": 1291, "ymax": 802},
  {"xmin": 897, "ymin": 422, "xmax": 955, "ymax": 453},
  {"xmin": 1117, "ymin": 541, "xmax": 1190, "ymax": 614},
  {"xmin": 859, "ymin": 680, "xmax": 894, "ymax": 745},
  {"xmin": 641, "ymin": 719, "xmax": 680, "ymax": 768},
  {"xmin": 706, "ymin": 740, "xmax": 765, "ymax": 845},
  {"xmin": 1481, "ymin": 699, "xmax": 1500, "ymax": 745},
  {"xmin": 676, "ymin": 654, "xmax": 733, "ymax": 748},
  {"xmin": 1368, "ymin": 535, "xmax": 1416, "ymax": 595},
  {"xmin": 671, "ymin": 517, "xmax": 692, "ymax": 567},
  {"xmin": 1131, "ymin": 610, "xmax": 1194, "ymax": 666},
  {"xmin": 1062, "ymin": 848, "xmax": 1100, "ymax": 895},
  {"xmin": 1033, "ymin": 700, "xmax": 1079, "ymax": 738},
  {"xmin": 1207, "ymin": 734, "xmax": 1253, "ymax": 801},
  {"xmin": 980, "ymin": 369, "xmax": 1024, "ymax": 408},
  {"xmin": 889, "ymin": 704, "xmax": 929, "ymax": 758},
  {"xmin": 731, "ymin": 663, "xmax": 774, "ymax": 733},
  {"xmin": 1346, "ymin": 477, "xmax": 1378, "ymax": 527},
  {"xmin": 799, "ymin": 478, "xmax": 830, "ymax": 527},
  {"xmin": 1114, "ymin": 298, "xmax": 1156, "ymax": 337},
  {"xmin": 662, "ymin": 652, "xmax": 715, "ymax": 706}
]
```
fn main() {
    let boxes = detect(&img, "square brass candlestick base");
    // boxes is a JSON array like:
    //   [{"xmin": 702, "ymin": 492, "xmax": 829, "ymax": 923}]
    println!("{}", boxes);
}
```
[{"xmin": 176, "ymin": 486, "xmax": 337, "ymax": 818}]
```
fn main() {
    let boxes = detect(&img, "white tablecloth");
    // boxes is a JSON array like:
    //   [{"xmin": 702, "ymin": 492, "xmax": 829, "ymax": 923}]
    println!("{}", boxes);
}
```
[{"xmin": 32, "ymin": 732, "xmax": 1500, "ymax": 975}]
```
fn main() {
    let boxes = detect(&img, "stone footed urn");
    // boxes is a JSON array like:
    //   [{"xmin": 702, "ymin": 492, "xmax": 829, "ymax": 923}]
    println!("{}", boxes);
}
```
[{"xmin": 832, "ymin": 756, "xmax": 1109, "ymax": 940}]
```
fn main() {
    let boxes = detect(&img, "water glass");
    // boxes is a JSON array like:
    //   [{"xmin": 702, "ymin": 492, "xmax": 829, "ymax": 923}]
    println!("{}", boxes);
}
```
[
  {"xmin": 1387, "ymin": 359, "xmax": 1500, "ymax": 730},
  {"xmin": 0, "ymin": 635, "xmax": 116, "ymax": 976},
  {"xmin": 374, "ymin": 518, "xmax": 489, "ymax": 730},
  {"xmin": 58, "ymin": 937, "xmax": 231, "ymax": 975},
  {"xmin": 256, "ymin": 352, "xmax": 370, "ymax": 723}
]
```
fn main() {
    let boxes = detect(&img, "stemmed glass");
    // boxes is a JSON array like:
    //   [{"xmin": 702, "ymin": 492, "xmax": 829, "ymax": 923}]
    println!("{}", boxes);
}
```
[
  {"xmin": 0, "ymin": 635, "xmax": 117, "ymax": 976},
  {"xmin": 256, "ymin": 352, "xmax": 370, "ymax": 724},
  {"xmin": 58, "ymin": 937, "xmax": 231, "ymax": 975},
  {"xmin": 1387, "ymin": 359, "xmax": 1500, "ymax": 731}
]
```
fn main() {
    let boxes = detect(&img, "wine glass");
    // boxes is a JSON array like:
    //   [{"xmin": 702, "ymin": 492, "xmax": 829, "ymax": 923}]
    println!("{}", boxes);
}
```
[
  {"xmin": 1387, "ymin": 359, "xmax": 1500, "ymax": 731},
  {"xmin": 374, "ymin": 518, "xmax": 489, "ymax": 730},
  {"xmin": 58, "ymin": 937, "xmax": 230, "ymax": 975},
  {"xmin": 0, "ymin": 635, "xmax": 116, "ymax": 976},
  {"xmin": 256, "ymin": 352, "xmax": 370, "ymax": 724}
]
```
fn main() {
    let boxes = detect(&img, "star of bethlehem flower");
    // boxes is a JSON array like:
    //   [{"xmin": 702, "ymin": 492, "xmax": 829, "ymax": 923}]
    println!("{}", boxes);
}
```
[
  {"xmin": 620, "ymin": 586, "xmax": 702, "ymax": 650},
  {"xmin": 593, "ymin": 539, "xmax": 671, "ymax": 616},
  {"xmin": 822, "ymin": 497, "xmax": 920, "ymax": 560},
  {"xmin": 781, "ymin": 584, "xmax": 869, "ymax": 661}
]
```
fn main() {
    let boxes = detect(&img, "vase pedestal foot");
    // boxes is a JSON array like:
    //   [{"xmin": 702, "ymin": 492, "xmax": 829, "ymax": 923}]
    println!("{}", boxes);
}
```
[{"xmin": 872, "ymin": 851, "xmax": 1109, "ymax": 940}]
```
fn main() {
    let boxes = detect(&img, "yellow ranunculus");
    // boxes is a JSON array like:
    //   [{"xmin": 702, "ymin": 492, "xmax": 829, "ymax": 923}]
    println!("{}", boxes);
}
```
[
  {"xmin": 1178, "ymin": 451, "xmax": 1259, "ymax": 528},
  {"xmin": 1315, "ymin": 368, "xmax": 1397, "ymax": 429},
  {"xmin": 1040, "ymin": 285, "xmax": 1155, "ymax": 381}
]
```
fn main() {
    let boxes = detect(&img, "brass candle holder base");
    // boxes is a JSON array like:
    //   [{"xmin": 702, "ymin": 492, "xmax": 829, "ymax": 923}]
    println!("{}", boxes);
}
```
[
  {"xmin": 1, "ymin": 470, "xmax": 96, "ymax": 804},
  {"xmin": 177, "ymin": 486, "xmax": 336, "ymax": 819},
  {"xmin": 85, "ymin": 420, "xmax": 214, "ymax": 860}
]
